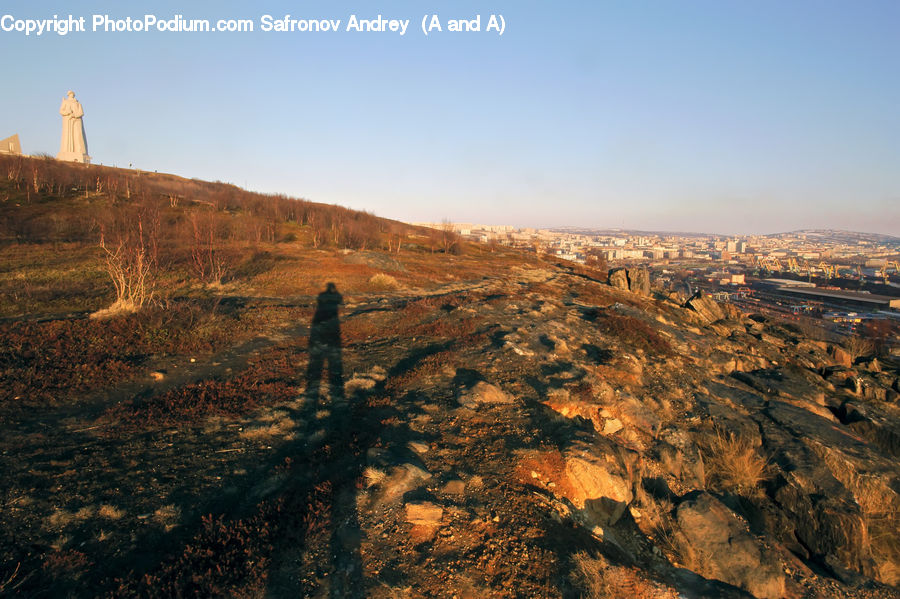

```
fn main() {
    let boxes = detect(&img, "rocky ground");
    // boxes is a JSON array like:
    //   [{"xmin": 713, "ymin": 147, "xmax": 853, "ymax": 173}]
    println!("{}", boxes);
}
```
[{"xmin": 2, "ymin": 258, "xmax": 899, "ymax": 598}]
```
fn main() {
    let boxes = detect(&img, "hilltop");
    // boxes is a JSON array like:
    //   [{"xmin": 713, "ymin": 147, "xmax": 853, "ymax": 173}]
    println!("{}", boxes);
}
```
[{"xmin": 1, "ymin": 156, "xmax": 899, "ymax": 598}]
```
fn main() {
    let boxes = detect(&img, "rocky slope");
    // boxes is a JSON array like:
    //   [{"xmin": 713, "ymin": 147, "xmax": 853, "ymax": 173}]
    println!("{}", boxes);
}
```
[{"xmin": 2, "ymin": 254, "xmax": 899, "ymax": 598}]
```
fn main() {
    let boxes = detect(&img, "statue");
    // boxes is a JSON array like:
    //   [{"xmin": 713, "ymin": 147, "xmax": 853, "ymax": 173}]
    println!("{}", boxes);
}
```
[{"xmin": 57, "ymin": 91, "xmax": 90, "ymax": 163}]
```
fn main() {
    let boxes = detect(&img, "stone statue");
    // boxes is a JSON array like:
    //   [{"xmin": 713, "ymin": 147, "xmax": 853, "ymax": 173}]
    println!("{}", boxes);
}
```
[{"xmin": 57, "ymin": 91, "xmax": 90, "ymax": 163}]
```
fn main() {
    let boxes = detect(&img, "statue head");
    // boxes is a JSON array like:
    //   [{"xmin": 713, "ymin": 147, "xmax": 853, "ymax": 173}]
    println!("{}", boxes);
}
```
[{"xmin": 67, "ymin": 91, "xmax": 75, "ymax": 98}]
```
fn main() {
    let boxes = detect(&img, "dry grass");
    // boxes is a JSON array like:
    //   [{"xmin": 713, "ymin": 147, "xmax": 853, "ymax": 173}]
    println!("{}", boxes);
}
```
[
  {"xmin": 98, "ymin": 504, "xmax": 124, "ymax": 520},
  {"xmin": 239, "ymin": 416, "xmax": 297, "ymax": 441},
  {"xmin": 153, "ymin": 504, "xmax": 182, "ymax": 532},
  {"xmin": 363, "ymin": 467, "xmax": 388, "ymax": 488},
  {"xmin": 345, "ymin": 375, "xmax": 377, "ymax": 395},
  {"xmin": 633, "ymin": 483, "xmax": 681, "ymax": 563},
  {"xmin": 572, "ymin": 552, "xmax": 677, "ymax": 598},
  {"xmin": 369, "ymin": 272, "xmax": 401, "ymax": 290},
  {"xmin": 47, "ymin": 508, "xmax": 76, "ymax": 529},
  {"xmin": 700, "ymin": 429, "xmax": 769, "ymax": 494}
]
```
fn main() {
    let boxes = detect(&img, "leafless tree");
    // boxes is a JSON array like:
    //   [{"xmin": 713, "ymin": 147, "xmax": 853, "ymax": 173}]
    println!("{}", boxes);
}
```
[
  {"xmin": 190, "ymin": 210, "xmax": 228, "ymax": 284},
  {"xmin": 97, "ymin": 214, "xmax": 155, "ymax": 315}
]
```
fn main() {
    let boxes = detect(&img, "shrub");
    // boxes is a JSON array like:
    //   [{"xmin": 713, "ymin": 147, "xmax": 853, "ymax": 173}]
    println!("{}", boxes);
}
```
[
  {"xmin": 700, "ymin": 429, "xmax": 770, "ymax": 494},
  {"xmin": 572, "ymin": 552, "xmax": 676, "ymax": 598},
  {"xmin": 368, "ymin": 273, "xmax": 400, "ymax": 290}
]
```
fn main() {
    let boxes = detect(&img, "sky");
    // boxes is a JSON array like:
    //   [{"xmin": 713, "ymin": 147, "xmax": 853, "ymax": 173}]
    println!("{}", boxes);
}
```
[{"xmin": 1, "ymin": 1, "xmax": 898, "ymax": 235}]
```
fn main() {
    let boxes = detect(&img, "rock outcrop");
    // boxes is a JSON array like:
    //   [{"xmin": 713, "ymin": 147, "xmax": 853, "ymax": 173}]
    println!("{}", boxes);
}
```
[
  {"xmin": 606, "ymin": 266, "xmax": 650, "ymax": 296},
  {"xmin": 675, "ymin": 493, "xmax": 787, "ymax": 598}
]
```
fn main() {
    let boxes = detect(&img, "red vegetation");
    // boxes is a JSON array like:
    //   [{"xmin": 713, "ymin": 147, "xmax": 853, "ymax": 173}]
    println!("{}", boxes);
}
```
[
  {"xmin": 108, "ymin": 347, "xmax": 302, "ymax": 429},
  {"xmin": 0, "ymin": 305, "xmax": 245, "ymax": 406},
  {"xmin": 595, "ymin": 313, "xmax": 671, "ymax": 356}
]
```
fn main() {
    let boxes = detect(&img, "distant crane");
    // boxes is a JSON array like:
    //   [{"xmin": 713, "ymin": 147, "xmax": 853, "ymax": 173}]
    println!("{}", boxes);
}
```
[
  {"xmin": 834, "ymin": 265, "xmax": 853, "ymax": 278},
  {"xmin": 757, "ymin": 256, "xmax": 783, "ymax": 273},
  {"xmin": 801, "ymin": 260, "xmax": 813, "ymax": 282},
  {"xmin": 878, "ymin": 261, "xmax": 900, "ymax": 283},
  {"xmin": 817, "ymin": 261, "xmax": 835, "ymax": 278}
]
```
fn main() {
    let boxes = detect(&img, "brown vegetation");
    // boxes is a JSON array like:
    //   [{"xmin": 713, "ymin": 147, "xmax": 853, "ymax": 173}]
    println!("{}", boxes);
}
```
[{"xmin": 699, "ymin": 428, "xmax": 770, "ymax": 495}]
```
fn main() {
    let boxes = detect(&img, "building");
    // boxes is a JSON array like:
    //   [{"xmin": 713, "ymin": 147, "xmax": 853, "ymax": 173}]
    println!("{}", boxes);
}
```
[
  {"xmin": 778, "ymin": 288, "xmax": 900, "ymax": 311},
  {"xmin": 0, "ymin": 134, "xmax": 22, "ymax": 155}
]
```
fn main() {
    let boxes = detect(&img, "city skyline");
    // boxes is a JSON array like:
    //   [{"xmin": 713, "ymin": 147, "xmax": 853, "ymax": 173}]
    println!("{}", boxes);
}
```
[{"xmin": 1, "ymin": 0, "xmax": 898, "ymax": 235}]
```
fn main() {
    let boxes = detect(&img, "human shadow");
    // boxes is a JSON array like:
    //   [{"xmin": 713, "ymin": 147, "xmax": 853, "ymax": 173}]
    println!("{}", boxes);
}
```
[
  {"xmin": 306, "ymin": 282, "xmax": 345, "ymax": 402},
  {"xmin": 301, "ymin": 283, "xmax": 365, "ymax": 597}
]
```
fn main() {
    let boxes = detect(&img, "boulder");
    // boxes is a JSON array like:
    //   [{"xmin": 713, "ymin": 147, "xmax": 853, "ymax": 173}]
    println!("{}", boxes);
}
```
[
  {"xmin": 607, "ymin": 267, "xmax": 629, "ymax": 291},
  {"xmin": 457, "ymin": 381, "xmax": 513, "ymax": 408},
  {"xmin": 377, "ymin": 463, "xmax": 432, "ymax": 502},
  {"xmin": 732, "ymin": 366, "xmax": 829, "ymax": 405},
  {"xmin": 682, "ymin": 293, "xmax": 727, "ymax": 324},
  {"xmin": 628, "ymin": 267, "xmax": 651, "ymax": 296},
  {"xmin": 606, "ymin": 267, "xmax": 650, "ymax": 295},
  {"xmin": 675, "ymin": 492, "xmax": 786, "ymax": 599},
  {"xmin": 828, "ymin": 345, "xmax": 853, "ymax": 368},
  {"xmin": 564, "ymin": 454, "xmax": 633, "ymax": 527}
]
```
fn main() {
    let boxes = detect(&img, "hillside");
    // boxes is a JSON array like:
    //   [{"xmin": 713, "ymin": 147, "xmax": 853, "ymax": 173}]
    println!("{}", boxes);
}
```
[{"xmin": 1, "ymin": 157, "xmax": 899, "ymax": 598}]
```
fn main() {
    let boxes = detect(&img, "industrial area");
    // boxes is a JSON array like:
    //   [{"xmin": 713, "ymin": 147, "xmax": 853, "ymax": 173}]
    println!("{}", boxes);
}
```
[{"xmin": 418, "ymin": 223, "xmax": 900, "ymax": 348}]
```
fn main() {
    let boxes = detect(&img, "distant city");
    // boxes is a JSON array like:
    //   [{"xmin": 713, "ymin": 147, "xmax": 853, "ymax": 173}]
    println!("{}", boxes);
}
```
[{"xmin": 414, "ymin": 222, "xmax": 900, "ymax": 341}]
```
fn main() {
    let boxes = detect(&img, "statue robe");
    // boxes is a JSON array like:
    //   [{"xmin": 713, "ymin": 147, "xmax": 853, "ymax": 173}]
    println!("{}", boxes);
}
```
[{"xmin": 58, "ymin": 97, "xmax": 89, "ymax": 162}]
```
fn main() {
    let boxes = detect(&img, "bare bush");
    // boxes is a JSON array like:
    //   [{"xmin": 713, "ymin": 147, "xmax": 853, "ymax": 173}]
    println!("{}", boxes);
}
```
[
  {"xmin": 845, "ymin": 334, "xmax": 875, "ymax": 361},
  {"xmin": 94, "ymin": 214, "xmax": 155, "ymax": 317},
  {"xmin": 189, "ymin": 210, "xmax": 229, "ymax": 284}
]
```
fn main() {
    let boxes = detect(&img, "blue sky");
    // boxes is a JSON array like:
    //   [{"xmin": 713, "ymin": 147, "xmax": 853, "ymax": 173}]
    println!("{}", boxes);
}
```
[{"xmin": 2, "ymin": 1, "xmax": 898, "ymax": 235}]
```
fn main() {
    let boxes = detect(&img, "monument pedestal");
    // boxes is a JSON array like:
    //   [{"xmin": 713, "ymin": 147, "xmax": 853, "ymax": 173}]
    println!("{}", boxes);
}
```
[{"xmin": 57, "ymin": 151, "xmax": 90, "ymax": 164}]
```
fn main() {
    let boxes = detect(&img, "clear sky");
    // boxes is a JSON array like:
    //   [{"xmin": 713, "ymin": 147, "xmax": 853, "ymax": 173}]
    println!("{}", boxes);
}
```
[{"xmin": 2, "ymin": 1, "xmax": 898, "ymax": 235}]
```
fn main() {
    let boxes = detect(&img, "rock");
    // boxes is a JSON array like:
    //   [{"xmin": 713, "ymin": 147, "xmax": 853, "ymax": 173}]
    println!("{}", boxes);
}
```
[
  {"xmin": 441, "ymin": 480, "xmax": 466, "ymax": 496},
  {"xmin": 564, "ymin": 454, "xmax": 633, "ymax": 526},
  {"xmin": 405, "ymin": 501, "xmax": 443, "ymax": 526},
  {"xmin": 604, "ymin": 394, "xmax": 660, "ymax": 438},
  {"xmin": 628, "ymin": 267, "xmax": 651, "ymax": 296},
  {"xmin": 682, "ymin": 293, "xmax": 727, "ymax": 324},
  {"xmin": 601, "ymin": 415, "xmax": 624, "ymax": 435},
  {"xmin": 407, "ymin": 441, "xmax": 430, "ymax": 455},
  {"xmin": 694, "ymin": 393, "xmax": 760, "ymax": 443},
  {"xmin": 731, "ymin": 366, "xmax": 829, "ymax": 405},
  {"xmin": 820, "ymin": 365, "xmax": 856, "ymax": 386},
  {"xmin": 753, "ymin": 405, "xmax": 884, "ymax": 581},
  {"xmin": 656, "ymin": 429, "xmax": 706, "ymax": 487},
  {"xmin": 828, "ymin": 345, "xmax": 853, "ymax": 368},
  {"xmin": 457, "ymin": 381, "xmax": 513, "ymax": 408},
  {"xmin": 378, "ymin": 463, "xmax": 432, "ymax": 502},
  {"xmin": 853, "ymin": 373, "xmax": 896, "ymax": 403},
  {"xmin": 607, "ymin": 267, "xmax": 629, "ymax": 291},
  {"xmin": 863, "ymin": 358, "xmax": 882, "ymax": 373},
  {"xmin": 606, "ymin": 267, "xmax": 650, "ymax": 295},
  {"xmin": 675, "ymin": 492, "xmax": 786, "ymax": 599}
]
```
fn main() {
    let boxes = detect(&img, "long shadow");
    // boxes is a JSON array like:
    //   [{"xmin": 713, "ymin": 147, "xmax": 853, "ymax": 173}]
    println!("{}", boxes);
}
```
[
  {"xmin": 305, "ymin": 283, "xmax": 364, "ymax": 598},
  {"xmin": 288, "ymin": 282, "xmax": 366, "ymax": 597},
  {"xmin": 305, "ymin": 283, "xmax": 345, "ymax": 404}
]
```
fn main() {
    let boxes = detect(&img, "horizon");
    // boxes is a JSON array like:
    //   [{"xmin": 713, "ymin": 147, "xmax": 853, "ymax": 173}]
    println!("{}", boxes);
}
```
[{"xmin": 1, "ymin": 0, "xmax": 898, "ymax": 236}]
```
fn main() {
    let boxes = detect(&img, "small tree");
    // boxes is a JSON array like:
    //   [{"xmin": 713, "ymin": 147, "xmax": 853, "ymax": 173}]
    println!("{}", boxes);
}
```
[
  {"xmin": 845, "ymin": 334, "xmax": 875, "ymax": 362},
  {"xmin": 95, "ymin": 215, "xmax": 154, "ymax": 317},
  {"xmin": 440, "ymin": 219, "xmax": 460, "ymax": 254},
  {"xmin": 189, "ymin": 210, "xmax": 229, "ymax": 284}
]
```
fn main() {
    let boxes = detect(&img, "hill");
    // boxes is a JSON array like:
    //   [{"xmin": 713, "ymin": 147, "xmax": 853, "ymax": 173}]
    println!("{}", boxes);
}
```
[{"xmin": 1, "ymin": 156, "xmax": 899, "ymax": 598}]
